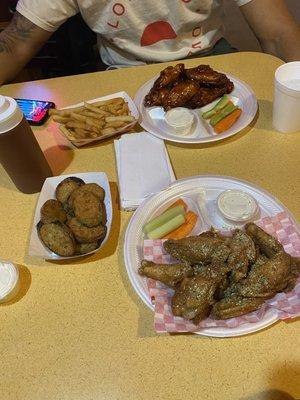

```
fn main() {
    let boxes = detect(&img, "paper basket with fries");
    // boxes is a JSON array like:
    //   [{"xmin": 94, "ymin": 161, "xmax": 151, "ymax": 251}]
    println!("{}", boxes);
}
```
[{"xmin": 50, "ymin": 91, "xmax": 139, "ymax": 147}]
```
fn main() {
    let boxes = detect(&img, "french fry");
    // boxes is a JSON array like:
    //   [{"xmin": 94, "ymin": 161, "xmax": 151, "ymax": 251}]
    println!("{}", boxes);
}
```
[
  {"xmin": 70, "ymin": 112, "xmax": 87, "ymax": 122},
  {"xmin": 49, "ymin": 109, "xmax": 71, "ymax": 117},
  {"xmin": 81, "ymin": 110, "xmax": 104, "ymax": 119},
  {"xmin": 100, "ymin": 127, "xmax": 116, "ymax": 135},
  {"xmin": 90, "ymin": 97, "xmax": 124, "ymax": 107},
  {"xmin": 73, "ymin": 128, "xmax": 90, "ymax": 139},
  {"xmin": 67, "ymin": 105, "xmax": 86, "ymax": 113},
  {"xmin": 52, "ymin": 115, "xmax": 71, "ymax": 124},
  {"xmin": 84, "ymin": 102, "xmax": 111, "ymax": 115},
  {"xmin": 66, "ymin": 120, "xmax": 86, "ymax": 130},
  {"xmin": 54, "ymin": 97, "xmax": 135, "ymax": 143},
  {"xmin": 66, "ymin": 121, "xmax": 98, "ymax": 134},
  {"xmin": 105, "ymin": 115, "xmax": 135, "ymax": 123},
  {"xmin": 104, "ymin": 121, "xmax": 127, "ymax": 128},
  {"xmin": 86, "ymin": 117, "xmax": 105, "ymax": 130}
]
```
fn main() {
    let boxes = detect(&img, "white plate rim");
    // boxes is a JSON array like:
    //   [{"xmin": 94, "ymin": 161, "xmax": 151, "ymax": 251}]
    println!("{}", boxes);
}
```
[
  {"xmin": 124, "ymin": 174, "xmax": 299, "ymax": 337},
  {"xmin": 134, "ymin": 73, "xmax": 258, "ymax": 144}
]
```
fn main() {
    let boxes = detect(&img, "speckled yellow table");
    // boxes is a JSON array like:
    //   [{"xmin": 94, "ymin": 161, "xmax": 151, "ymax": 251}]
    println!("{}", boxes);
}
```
[{"xmin": 0, "ymin": 52, "xmax": 299, "ymax": 400}]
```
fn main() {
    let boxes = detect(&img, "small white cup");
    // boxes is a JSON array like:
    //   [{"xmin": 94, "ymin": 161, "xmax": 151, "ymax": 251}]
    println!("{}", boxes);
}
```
[
  {"xmin": 0, "ymin": 261, "xmax": 20, "ymax": 303},
  {"xmin": 272, "ymin": 62, "xmax": 300, "ymax": 133}
]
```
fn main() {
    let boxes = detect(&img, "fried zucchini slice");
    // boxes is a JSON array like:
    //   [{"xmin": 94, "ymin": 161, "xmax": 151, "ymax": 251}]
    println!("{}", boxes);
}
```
[
  {"xmin": 37, "ymin": 221, "xmax": 76, "ymax": 256},
  {"xmin": 80, "ymin": 183, "xmax": 105, "ymax": 201},
  {"xmin": 67, "ymin": 217, "xmax": 106, "ymax": 243},
  {"xmin": 40, "ymin": 199, "xmax": 67, "ymax": 224},
  {"xmin": 55, "ymin": 177, "xmax": 85, "ymax": 204},
  {"xmin": 73, "ymin": 191, "xmax": 102, "ymax": 227},
  {"xmin": 75, "ymin": 241, "xmax": 100, "ymax": 255}
]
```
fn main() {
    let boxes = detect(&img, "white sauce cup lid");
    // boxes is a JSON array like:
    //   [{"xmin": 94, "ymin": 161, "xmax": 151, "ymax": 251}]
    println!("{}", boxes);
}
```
[
  {"xmin": 0, "ymin": 95, "xmax": 23, "ymax": 134},
  {"xmin": 217, "ymin": 190, "xmax": 258, "ymax": 222},
  {"xmin": 0, "ymin": 261, "xmax": 19, "ymax": 299}
]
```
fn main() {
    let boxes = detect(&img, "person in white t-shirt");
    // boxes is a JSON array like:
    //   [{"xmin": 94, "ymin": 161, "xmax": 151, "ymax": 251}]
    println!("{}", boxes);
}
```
[{"xmin": 0, "ymin": 0, "xmax": 299, "ymax": 84}]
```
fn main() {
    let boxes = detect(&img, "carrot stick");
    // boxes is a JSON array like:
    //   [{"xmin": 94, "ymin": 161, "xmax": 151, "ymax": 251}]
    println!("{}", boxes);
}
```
[
  {"xmin": 163, "ymin": 211, "xmax": 198, "ymax": 240},
  {"xmin": 214, "ymin": 108, "xmax": 242, "ymax": 134},
  {"xmin": 166, "ymin": 198, "xmax": 188, "ymax": 213}
]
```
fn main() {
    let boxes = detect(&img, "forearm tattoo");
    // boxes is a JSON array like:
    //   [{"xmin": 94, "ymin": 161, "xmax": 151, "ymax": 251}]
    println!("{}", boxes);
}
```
[{"xmin": 0, "ymin": 12, "xmax": 36, "ymax": 54}]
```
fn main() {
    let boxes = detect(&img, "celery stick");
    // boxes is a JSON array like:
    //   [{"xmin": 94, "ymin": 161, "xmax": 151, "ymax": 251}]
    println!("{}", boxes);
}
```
[
  {"xmin": 143, "ymin": 205, "xmax": 185, "ymax": 234},
  {"xmin": 147, "ymin": 214, "xmax": 186, "ymax": 239},
  {"xmin": 210, "ymin": 103, "xmax": 237, "ymax": 126},
  {"xmin": 202, "ymin": 95, "xmax": 230, "ymax": 119}
]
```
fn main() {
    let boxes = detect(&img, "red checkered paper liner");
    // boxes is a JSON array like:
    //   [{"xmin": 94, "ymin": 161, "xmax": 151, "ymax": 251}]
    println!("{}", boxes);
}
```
[{"xmin": 142, "ymin": 211, "xmax": 300, "ymax": 333}]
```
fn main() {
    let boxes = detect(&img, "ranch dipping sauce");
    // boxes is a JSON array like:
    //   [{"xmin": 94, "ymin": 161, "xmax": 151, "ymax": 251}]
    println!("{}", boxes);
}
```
[
  {"xmin": 217, "ymin": 190, "xmax": 258, "ymax": 222},
  {"xmin": 165, "ymin": 107, "xmax": 194, "ymax": 136},
  {"xmin": 0, "ymin": 261, "xmax": 20, "ymax": 303}
]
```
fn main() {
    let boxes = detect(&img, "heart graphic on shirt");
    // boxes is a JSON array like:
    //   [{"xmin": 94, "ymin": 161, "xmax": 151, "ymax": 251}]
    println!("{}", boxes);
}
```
[{"xmin": 140, "ymin": 21, "xmax": 177, "ymax": 47}]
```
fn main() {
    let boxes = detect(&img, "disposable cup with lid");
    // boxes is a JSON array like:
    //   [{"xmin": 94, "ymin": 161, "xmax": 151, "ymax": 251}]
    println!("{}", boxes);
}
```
[
  {"xmin": 0, "ymin": 95, "xmax": 23, "ymax": 134},
  {"xmin": 217, "ymin": 189, "xmax": 259, "ymax": 223},
  {"xmin": 272, "ymin": 62, "xmax": 300, "ymax": 133},
  {"xmin": 0, "ymin": 261, "xmax": 20, "ymax": 303}
]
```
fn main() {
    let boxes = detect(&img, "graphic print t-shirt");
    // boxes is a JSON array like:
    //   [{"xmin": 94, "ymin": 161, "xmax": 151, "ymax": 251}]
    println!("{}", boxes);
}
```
[{"xmin": 17, "ymin": 0, "xmax": 252, "ymax": 67}]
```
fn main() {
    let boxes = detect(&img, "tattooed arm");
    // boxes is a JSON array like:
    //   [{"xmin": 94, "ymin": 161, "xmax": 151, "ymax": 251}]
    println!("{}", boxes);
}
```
[
  {"xmin": 0, "ymin": 12, "xmax": 53, "ymax": 85},
  {"xmin": 241, "ymin": 0, "xmax": 300, "ymax": 62}
]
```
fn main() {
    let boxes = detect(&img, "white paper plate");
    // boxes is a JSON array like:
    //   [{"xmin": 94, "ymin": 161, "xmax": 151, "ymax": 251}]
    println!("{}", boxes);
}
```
[
  {"xmin": 28, "ymin": 172, "xmax": 112, "ymax": 260},
  {"xmin": 134, "ymin": 73, "xmax": 258, "ymax": 144},
  {"xmin": 58, "ymin": 91, "xmax": 139, "ymax": 147},
  {"xmin": 124, "ymin": 175, "xmax": 299, "ymax": 337}
]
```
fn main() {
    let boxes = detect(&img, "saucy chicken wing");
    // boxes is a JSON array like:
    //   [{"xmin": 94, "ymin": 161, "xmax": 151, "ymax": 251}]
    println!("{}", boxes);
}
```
[
  {"xmin": 153, "ymin": 63, "xmax": 185, "ymax": 90},
  {"xmin": 164, "ymin": 81, "xmax": 199, "ymax": 110},
  {"xmin": 185, "ymin": 65, "xmax": 230, "ymax": 87},
  {"xmin": 143, "ymin": 62, "xmax": 234, "ymax": 110}
]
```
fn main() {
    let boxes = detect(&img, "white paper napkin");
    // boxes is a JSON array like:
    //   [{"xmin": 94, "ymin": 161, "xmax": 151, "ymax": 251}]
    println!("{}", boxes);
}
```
[{"xmin": 114, "ymin": 132, "xmax": 176, "ymax": 210}]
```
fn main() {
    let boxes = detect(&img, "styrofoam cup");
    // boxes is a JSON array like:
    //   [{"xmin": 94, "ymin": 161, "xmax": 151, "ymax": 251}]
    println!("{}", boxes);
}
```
[{"xmin": 272, "ymin": 62, "xmax": 300, "ymax": 133}]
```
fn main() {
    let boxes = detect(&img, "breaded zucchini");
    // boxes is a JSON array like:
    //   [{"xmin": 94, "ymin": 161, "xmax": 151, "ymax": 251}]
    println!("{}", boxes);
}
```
[
  {"xmin": 37, "ymin": 221, "xmax": 76, "ymax": 256},
  {"xmin": 67, "ymin": 217, "xmax": 106, "ymax": 243},
  {"xmin": 40, "ymin": 199, "xmax": 67, "ymax": 224},
  {"xmin": 55, "ymin": 177, "xmax": 85, "ymax": 204},
  {"xmin": 75, "ymin": 241, "xmax": 100, "ymax": 255},
  {"xmin": 73, "ymin": 191, "xmax": 102, "ymax": 227}
]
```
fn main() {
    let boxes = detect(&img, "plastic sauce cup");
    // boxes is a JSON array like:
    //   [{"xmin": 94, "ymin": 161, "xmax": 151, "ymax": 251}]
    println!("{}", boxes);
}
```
[
  {"xmin": 0, "ymin": 261, "xmax": 20, "ymax": 303},
  {"xmin": 217, "ymin": 190, "xmax": 258, "ymax": 223},
  {"xmin": 165, "ymin": 108, "xmax": 194, "ymax": 136}
]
